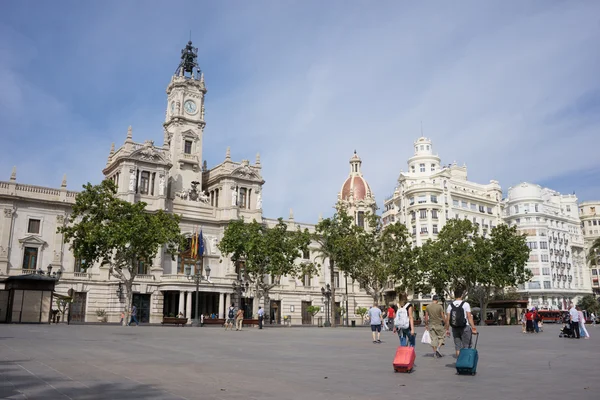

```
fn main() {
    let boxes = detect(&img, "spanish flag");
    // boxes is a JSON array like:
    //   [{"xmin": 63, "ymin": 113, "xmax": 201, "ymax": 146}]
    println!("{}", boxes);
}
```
[{"xmin": 191, "ymin": 228, "xmax": 197, "ymax": 259}]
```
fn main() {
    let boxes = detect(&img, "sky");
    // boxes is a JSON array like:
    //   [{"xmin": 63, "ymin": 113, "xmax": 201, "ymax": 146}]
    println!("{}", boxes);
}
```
[{"xmin": 1, "ymin": 0, "xmax": 599, "ymax": 223}]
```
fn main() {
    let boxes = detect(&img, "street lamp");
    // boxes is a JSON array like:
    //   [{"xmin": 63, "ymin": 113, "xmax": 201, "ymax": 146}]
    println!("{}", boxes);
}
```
[
  {"xmin": 185, "ymin": 263, "xmax": 211, "ymax": 327},
  {"xmin": 321, "ymin": 283, "xmax": 332, "ymax": 327},
  {"xmin": 232, "ymin": 280, "xmax": 250, "ymax": 315},
  {"xmin": 38, "ymin": 264, "xmax": 62, "ymax": 281}
]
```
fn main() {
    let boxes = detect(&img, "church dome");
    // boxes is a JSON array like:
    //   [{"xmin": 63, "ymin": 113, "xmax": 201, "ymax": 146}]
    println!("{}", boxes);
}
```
[{"xmin": 339, "ymin": 151, "xmax": 373, "ymax": 201}]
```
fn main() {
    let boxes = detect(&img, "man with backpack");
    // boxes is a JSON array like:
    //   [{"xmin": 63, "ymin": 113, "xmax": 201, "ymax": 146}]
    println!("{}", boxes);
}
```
[
  {"xmin": 394, "ymin": 295, "xmax": 415, "ymax": 347},
  {"xmin": 225, "ymin": 303, "xmax": 236, "ymax": 331},
  {"xmin": 444, "ymin": 286, "xmax": 477, "ymax": 357}
]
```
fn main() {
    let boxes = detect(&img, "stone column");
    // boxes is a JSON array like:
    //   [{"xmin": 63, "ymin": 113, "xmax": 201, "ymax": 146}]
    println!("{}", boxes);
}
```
[
  {"xmin": 0, "ymin": 207, "xmax": 15, "ymax": 275},
  {"xmin": 178, "ymin": 291, "xmax": 185, "ymax": 315},
  {"xmin": 219, "ymin": 292, "xmax": 225, "ymax": 318},
  {"xmin": 186, "ymin": 291, "xmax": 192, "ymax": 322}
]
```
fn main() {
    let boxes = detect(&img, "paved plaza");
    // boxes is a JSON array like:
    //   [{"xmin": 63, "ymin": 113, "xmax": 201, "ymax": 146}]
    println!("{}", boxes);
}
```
[{"xmin": 0, "ymin": 324, "xmax": 599, "ymax": 400}]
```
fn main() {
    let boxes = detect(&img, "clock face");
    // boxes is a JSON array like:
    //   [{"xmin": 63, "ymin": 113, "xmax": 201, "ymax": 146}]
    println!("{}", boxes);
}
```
[
  {"xmin": 184, "ymin": 100, "xmax": 197, "ymax": 114},
  {"xmin": 170, "ymin": 102, "xmax": 175, "ymax": 113}
]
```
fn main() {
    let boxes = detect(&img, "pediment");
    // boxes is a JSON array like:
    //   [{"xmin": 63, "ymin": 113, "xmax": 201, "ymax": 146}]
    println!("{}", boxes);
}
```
[
  {"xmin": 231, "ymin": 165, "xmax": 261, "ymax": 180},
  {"xmin": 130, "ymin": 147, "xmax": 170, "ymax": 165},
  {"xmin": 19, "ymin": 235, "xmax": 48, "ymax": 248}
]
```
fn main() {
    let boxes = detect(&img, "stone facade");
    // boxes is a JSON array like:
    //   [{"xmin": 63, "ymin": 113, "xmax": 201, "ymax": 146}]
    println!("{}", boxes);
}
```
[
  {"xmin": 579, "ymin": 201, "xmax": 600, "ymax": 294},
  {"xmin": 0, "ymin": 42, "xmax": 373, "ymax": 326},
  {"xmin": 503, "ymin": 183, "xmax": 592, "ymax": 309}
]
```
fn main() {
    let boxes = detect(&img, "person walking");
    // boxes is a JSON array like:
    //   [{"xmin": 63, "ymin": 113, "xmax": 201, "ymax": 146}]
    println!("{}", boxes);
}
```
[
  {"xmin": 425, "ymin": 295, "xmax": 446, "ymax": 358},
  {"xmin": 258, "ymin": 306, "xmax": 265, "ymax": 329},
  {"xmin": 367, "ymin": 303, "xmax": 383, "ymax": 343},
  {"xmin": 120, "ymin": 310, "xmax": 125, "ymax": 325},
  {"xmin": 532, "ymin": 308, "xmax": 540, "ymax": 333},
  {"xmin": 387, "ymin": 304, "xmax": 396, "ymax": 332},
  {"xmin": 235, "ymin": 308, "xmax": 244, "ymax": 331},
  {"xmin": 577, "ymin": 307, "xmax": 589, "ymax": 339},
  {"xmin": 591, "ymin": 312, "xmax": 596, "ymax": 326},
  {"xmin": 569, "ymin": 303, "xmax": 580, "ymax": 339},
  {"xmin": 225, "ymin": 304, "xmax": 236, "ymax": 331},
  {"xmin": 525, "ymin": 309, "xmax": 534, "ymax": 333},
  {"xmin": 444, "ymin": 286, "xmax": 477, "ymax": 358},
  {"xmin": 129, "ymin": 305, "xmax": 139, "ymax": 326},
  {"xmin": 520, "ymin": 311, "xmax": 526, "ymax": 333},
  {"xmin": 394, "ymin": 294, "xmax": 415, "ymax": 347}
]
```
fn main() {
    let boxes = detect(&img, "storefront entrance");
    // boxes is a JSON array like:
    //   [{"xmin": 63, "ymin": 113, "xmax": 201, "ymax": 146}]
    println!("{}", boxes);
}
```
[
  {"xmin": 269, "ymin": 300, "xmax": 281, "ymax": 324},
  {"xmin": 70, "ymin": 292, "xmax": 87, "ymax": 322},
  {"xmin": 132, "ymin": 293, "xmax": 151, "ymax": 323}
]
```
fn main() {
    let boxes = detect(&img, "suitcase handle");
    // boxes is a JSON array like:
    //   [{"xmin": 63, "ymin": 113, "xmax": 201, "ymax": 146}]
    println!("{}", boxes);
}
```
[{"xmin": 470, "ymin": 331, "xmax": 479, "ymax": 349}]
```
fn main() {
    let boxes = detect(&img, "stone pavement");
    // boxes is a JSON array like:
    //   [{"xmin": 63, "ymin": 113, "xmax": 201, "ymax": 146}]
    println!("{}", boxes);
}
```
[{"xmin": 0, "ymin": 323, "xmax": 598, "ymax": 400}]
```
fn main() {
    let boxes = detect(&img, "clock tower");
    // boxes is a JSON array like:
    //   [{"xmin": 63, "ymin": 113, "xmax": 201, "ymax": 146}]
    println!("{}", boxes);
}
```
[{"xmin": 163, "ymin": 41, "xmax": 207, "ymax": 198}]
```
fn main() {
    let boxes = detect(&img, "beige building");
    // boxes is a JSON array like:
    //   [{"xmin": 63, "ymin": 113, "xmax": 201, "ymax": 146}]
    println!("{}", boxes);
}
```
[
  {"xmin": 382, "ymin": 137, "xmax": 503, "ymax": 245},
  {"xmin": 579, "ymin": 201, "xmax": 600, "ymax": 294},
  {"xmin": 504, "ymin": 183, "xmax": 591, "ymax": 309},
  {"xmin": 0, "ymin": 41, "xmax": 372, "ymax": 325}
]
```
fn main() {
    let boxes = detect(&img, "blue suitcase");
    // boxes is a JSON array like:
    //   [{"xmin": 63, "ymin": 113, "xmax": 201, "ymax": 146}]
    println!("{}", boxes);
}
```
[{"xmin": 456, "ymin": 332, "xmax": 478, "ymax": 375}]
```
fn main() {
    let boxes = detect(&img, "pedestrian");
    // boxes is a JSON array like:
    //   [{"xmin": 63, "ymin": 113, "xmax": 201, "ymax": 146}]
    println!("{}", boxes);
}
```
[
  {"xmin": 120, "ymin": 310, "xmax": 125, "ymax": 325},
  {"xmin": 387, "ymin": 304, "xmax": 396, "ymax": 331},
  {"xmin": 520, "ymin": 311, "xmax": 526, "ymax": 334},
  {"xmin": 532, "ymin": 308, "xmax": 540, "ymax": 333},
  {"xmin": 258, "ymin": 306, "xmax": 265, "ymax": 329},
  {"xmin": 200, "ymin": 313, "xmax": 205, "ymax": 327},
  {"xmin": 444, "ymin": 286, "xmax": 477, "ymax": 358},
  {"xmin": 577, "ymin": 307, "xmax": 589, "ymax": 339},
  {"xmin": 367, "ymin": 302, "xmax": 383, "ymax": 344},
  {"xmin": 394, "ymin": 294, "xmax": 415, "ymax": 347},
  {"xmin": 129, "ymin": 305, "xmax": 139, "ymax": 326},
  {"xmin": 525, "ymin": 309, "xmax": 534, "ymax": 333},
  {"xmin": 425, "ymin": 295, "xmax": 446, "ymax": 358},
  {"xmin": 225, "ymin": 304, "xmax": 235, "ymax": 330},
  {"xmin": 568, "ymin": 303, "xmax": 580, "ymax": 339},
  {"xmin": 235, "ymin": 308, "xmax": 244, "ymax": 331},
  {"xmin": 591, "ymin": 312, "xmax": 596, "ymax": 326}
]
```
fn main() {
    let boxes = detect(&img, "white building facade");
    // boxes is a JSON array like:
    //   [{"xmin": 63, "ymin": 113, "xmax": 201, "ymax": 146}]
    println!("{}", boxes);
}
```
[
  {"xmin": 503, "ymin": 183, "xmax": 592, "ymax": 309},
  {"xmin": 0, "ymin": 41, "xmax": 372, "ymax": 325},
  {"xmin": 579, "ymin": 201, "xmax": 600, "ymax": 295},
  {"xmin": 382, "ymin": 137, "xmax": 503, "ymax": 245}
]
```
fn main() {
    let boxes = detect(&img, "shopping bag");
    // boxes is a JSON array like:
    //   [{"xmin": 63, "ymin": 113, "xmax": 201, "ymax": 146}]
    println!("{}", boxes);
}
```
[{"xmin": 421, "ymin": 329, "xmax": 431, "ymax": 344}]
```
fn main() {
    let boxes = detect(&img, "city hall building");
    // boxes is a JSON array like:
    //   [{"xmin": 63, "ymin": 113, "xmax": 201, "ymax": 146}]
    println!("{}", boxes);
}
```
[{"xmin": 0, "ymin": 42, "xmax": 372, "ymax": 325}]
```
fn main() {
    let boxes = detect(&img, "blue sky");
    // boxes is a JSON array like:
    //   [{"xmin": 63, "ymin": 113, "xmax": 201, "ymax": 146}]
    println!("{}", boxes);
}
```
[{"xmin": 1, "ymin": 1, "xmax": 599, "ymax": 223}]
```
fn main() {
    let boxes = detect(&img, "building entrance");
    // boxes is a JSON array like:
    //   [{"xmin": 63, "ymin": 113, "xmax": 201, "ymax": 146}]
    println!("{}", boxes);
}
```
[{"xmin": 132, "ymin": 293, "xmax": 151, "ymax": 323}]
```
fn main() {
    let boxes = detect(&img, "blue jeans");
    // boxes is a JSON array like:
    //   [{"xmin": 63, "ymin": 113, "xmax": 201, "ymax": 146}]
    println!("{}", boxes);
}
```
[
  {"xmin": 129, "ymin": 315, "xmax": 139, "ymax": 326},
  {"xmin": 398, "ymin": 328, "xmax": 415, "ymax": 347},
  {"xmin": 533, "ymin": 320, "xmax": 539, "ymax": 333}
]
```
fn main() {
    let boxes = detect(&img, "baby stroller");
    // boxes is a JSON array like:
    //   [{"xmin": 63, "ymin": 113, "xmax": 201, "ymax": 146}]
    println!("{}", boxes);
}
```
[{"xmin": 559, "ymin": 321, "xmax": 575, "ymax": 338}]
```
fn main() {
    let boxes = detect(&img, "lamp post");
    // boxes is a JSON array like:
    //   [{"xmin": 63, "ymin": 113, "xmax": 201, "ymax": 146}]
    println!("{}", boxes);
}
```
[
  {"xmin": 232, "ymin": 280, "xmax": 250, "ymax": 316},
  {"xmin": 345, "ymin": 274, "xmax": 349, "ymax": 327},
  {"xmin": 321, "ymin": 284, "xmax": 332, "ymax": 327},
  {"xmin": 185, "ymin": 263, "xmax": 211, "ymax": 327}
]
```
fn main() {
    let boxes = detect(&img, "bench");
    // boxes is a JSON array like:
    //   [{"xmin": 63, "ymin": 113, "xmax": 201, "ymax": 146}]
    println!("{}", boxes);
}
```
[
  {"xmin": 202, "ymin": 318, "xmax": 259, "ymax": 327},
  {"xmin": 162, "ymin": 317, "xmax": 188, "ymax": 327}
]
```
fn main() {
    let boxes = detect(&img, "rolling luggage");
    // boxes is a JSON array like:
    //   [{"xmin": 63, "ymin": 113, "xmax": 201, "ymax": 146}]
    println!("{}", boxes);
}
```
[
  {"xmin": 455, "ymin": 332, "xmax": 479, "ymax": 375},
  {"xmin": 393, "ymin": 345, "xmax": 416, "ymax": 373}
]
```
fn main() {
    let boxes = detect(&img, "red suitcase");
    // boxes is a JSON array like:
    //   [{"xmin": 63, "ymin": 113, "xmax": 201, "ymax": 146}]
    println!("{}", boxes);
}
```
[{"xmin": 393, "ymin": 346, "xmax": 416, "ymax": 373}]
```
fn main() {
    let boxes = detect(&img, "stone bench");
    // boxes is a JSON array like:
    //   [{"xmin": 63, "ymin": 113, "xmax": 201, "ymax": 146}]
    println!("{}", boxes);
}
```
[{"xmin": 161, "ymin": 317, "xmax": 188, "ymax": 327}]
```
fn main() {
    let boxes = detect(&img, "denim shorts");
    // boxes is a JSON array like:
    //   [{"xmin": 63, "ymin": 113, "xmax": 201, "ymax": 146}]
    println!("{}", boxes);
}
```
[{"xmin": 371, "ymin": 324, "xmax": 382, "ymax": 332}]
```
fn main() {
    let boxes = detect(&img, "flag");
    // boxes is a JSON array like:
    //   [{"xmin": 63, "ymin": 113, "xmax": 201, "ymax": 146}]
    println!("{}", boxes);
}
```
[
  {"xmin": 198, "ymin": 229, "xmax": 205, "ymax": 257},
  {"xmin": 191, "ymin": 228, "xmax": 197, "ymax": 259}
]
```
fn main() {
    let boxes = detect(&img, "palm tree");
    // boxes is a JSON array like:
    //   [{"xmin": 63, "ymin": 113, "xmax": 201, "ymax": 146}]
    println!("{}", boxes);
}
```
[{"xmin": 589, "ymin": 237, "xmax": 600, "ymax": 266}]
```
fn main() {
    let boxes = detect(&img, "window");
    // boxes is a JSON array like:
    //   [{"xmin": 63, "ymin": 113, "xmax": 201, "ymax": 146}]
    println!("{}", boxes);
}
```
[
  {"xmin": 541, "ymin": 254, "xmax": 549, "ymax": 262},
  {"xmin": 527, "ymin": 242, "xmax": 538, "ymax": 250},
  {"xmin": 409, "ymin": 197, "xmax": 415, "ymax": 205},
  {"xmin": 239, "ymin": 188, "xmax": 247, "ymax": 209},
  {"xmin": 22, "ymin": 247, "xmax": 38, "ymax": 270},
  {"xmin": 591, "ymin": 207, "xmax": 596, "ymax": 213},
  {"xmin": 27, "ymin": 219, "xmax": 41, "ymax": 234},
  {"xmin": 334, "ymin": 272, "xmax": 340, "ymax": 288},
  {"xmin": 534, "ymin": 204, "xmax": 539, "ymax": 212},
  {"xmin": 433, "ymin": 225, "xmax": 438, "ymax": 234},
  {"xmin": 419, "ymin": 209, "xmax": 427, "ymax": 219},
  {"xmin": 431, "ymin": 210, "xmax": 438, "ymax": 219},
  {"xmin": 543, "ymin": 281, "xmax": 551, "ymax": 289},
  {"xmin": 592, "ymin": 269, "xmax": 598, "ymax": 276},
  {"xmin": 303, "ymin": 274, "xmax": 311, "ymax": 287},
  {"xmin": 74, "ymin": 258, "xmax": 87, "ymax": 273},
  {"xmin": 540, "ymin": 242, "xmax": 548, "ymax": 249},
  {"xmin": 420, "ymin": 226, "xmax": 428, "ymax": 234},
  {"xmin": 431, "ymin": 164, "xmax": 435, "ymax": 171},
  {"xmin": 137, "ymin": 259, "xmax": 147, "ymax": 275},
  {"xmin": 412, "ymin": 226, "xmax": 416, "ymax": 235},
  {"xmin": 566, "ymin": 205, "xmax": 571, "ymax": 212},
  {"xmin": 461, "ymin": 201, "xmax": 468, "ymax": 208},
  {"xmin": 426, "ymin": 145, "xmax": 430, "ymax": 150},
  {"xmin": 528, "ymin": 282, "xmax": 541, "ymax": 289},
  {"xmin": 473, "ymin": 217, "xmax": 478, "ymax": 225},
  {"xmin": 184, "ymin": 140, "xmax": 192, "ymax": 154},
  {"xmin": 410, "ymin": 211, "xmax": 416, "ymax": 220},
  {"xmin": 420, "ymin": 145, "xmax": 424, "ymax": 150},
  {"xmin": 302, "ymin": 249, "xmax": 310, "ymax": 259},
  {"xmin": 470, "ymin": 203, "xmax": 476, "ymax": 211},
  {"xmin": 594, "ymin": 220, "xmax": 598, "ymax": 226},
  {"xmin": 357, "ymin": 211, "xmax": 365, "ymax": 228},
  {"xmin": 417, "ymin": 195, "xmax": 426, "ymax": 204},
  {"xmin": 419, "ymin": 163, "xmax": 425, "ymax": 172},
  {"xmin": 514, "ymin": 205, "xmax": 519, "ymax": 214},
  {"xmin": 411, "ymin": 165, "xmax": 415, "ymax": 173},
  {"xmin": 431, "ymin": 195, "xmax": 437, "ymax": 203},
  {"xmin": 139, "ymin": 171, "xmax": 150, "ymax": 195},
  {"xmin": 453, "ymin": 199, "xmax": 459, "ymax": 207},
  {"xmin": 542, "ymin": 267, "xmax": 550, "ymax": 275}
]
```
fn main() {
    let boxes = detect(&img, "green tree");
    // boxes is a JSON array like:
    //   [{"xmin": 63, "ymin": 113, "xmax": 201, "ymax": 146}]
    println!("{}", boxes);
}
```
[
  {"xmin": 218, "ymin": 218, "xmax": 315, "ymax": 320},
  {"xmin": 306, "ymin": 305, "xmax": 321, "ymax": 324},
  {"xmin": 579, "ymin": 294, "xmax": 600, "ymax": 315},
  {"xmin": 59, "ymin": 180, "xmax": 184, "ymax": 325},
  {"xmin": 350, "ymin": 217, "xmax": 416, "ymax": 305},
  {"xmin": 588, "ymin": 237, "xmax": 600, "ymax": 266},
  {"xmin": 313, "ymin": 205, "xmax": 358, "ymax": 327},
  {"xmin": 356, "ymin": 306, "xmax": 369, "ymax": 324}
]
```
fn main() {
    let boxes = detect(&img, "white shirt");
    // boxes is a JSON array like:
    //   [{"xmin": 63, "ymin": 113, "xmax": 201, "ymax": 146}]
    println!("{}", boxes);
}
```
[
  {"xmin": 569, "ymin": 307, "xmax": 579, "ymax": 322},
  {"xmin": 446, "ymin": 300, "xmax": 471, "ymax": 327}
]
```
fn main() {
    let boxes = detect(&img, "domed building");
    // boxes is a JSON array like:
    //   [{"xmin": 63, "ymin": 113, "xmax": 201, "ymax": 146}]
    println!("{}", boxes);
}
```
[{"xmin": 337, "ymin": 151, "xmax": 377, "ymax": 228}]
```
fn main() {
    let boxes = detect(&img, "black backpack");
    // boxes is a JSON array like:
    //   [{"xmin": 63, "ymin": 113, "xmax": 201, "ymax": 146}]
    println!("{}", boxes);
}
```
[
  {"xmin": 449, "ymin": 301, "xmax": 467, "ymax": 328},
  {"xmin": 228, "ymin": 308, "xmax": 235, "ymax": 319}
]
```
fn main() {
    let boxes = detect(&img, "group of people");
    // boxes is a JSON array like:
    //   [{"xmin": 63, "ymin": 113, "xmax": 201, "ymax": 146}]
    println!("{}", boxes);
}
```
[
  {"xmin": 367, "ymin": 287, "xmax": 477, "ymax": 358},
  {"xmin": 120, "ymin": 305, "xmax": 139, "ymax": 326},
  {"xmin": 568, "ymin": 303, "xmax": 590, "ymax": 339},
  {"xmin": 521, "ymin": 308, "xmax": 543, "ymax": 333},
  {"xmin": 223, "ymin": 304, "xmax": 266, "ymax": 330}
]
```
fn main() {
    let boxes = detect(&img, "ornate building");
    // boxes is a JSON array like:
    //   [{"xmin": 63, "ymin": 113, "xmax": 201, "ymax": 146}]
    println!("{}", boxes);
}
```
[
  {"xmin": 503, "ymin": 183, "xmax": 592, "ymax": 309},
  {"xmin": 0, "ymin": 42, "xmax": 372, "ymax": 325},
  {"xmin": 382, "ymin": 137, "xmax": 503, "ymax": 245},
  {"xmin": 337, "ymin": 151, "xmax": 377, "ymax": 227},
  {"xmin": 579, "ymin": 201, "xmax": 600, "ymax": 294}
]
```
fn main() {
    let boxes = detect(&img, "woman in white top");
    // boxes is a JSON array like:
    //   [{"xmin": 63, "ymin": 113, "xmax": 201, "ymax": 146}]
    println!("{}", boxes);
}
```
[{"xmin": 577, "ymin": 307, "xmax": 590, "ymax": 339}]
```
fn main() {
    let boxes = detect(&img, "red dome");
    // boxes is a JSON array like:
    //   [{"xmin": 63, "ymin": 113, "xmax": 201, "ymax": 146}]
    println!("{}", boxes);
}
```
[{"xmin": 341, "ymin": 176, "xmax": 371, "ymax": 201}]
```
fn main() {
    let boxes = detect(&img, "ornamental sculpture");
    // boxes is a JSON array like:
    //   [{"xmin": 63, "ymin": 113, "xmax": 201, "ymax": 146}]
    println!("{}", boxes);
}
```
[{"xmin": 175, "ymin": 181, "xmax": 209, "ymax": 203}]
